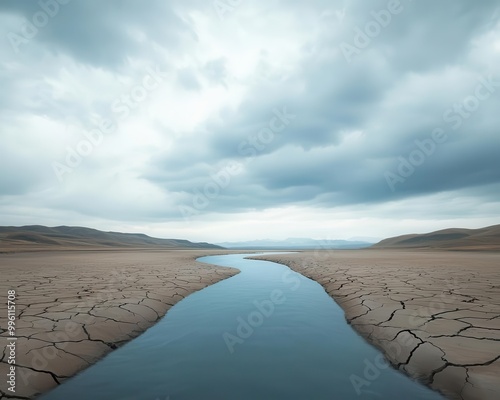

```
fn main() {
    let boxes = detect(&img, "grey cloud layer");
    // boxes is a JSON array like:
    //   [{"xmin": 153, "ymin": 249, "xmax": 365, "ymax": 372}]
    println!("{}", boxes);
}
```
[
  {"xmin": 0, "ymin": 0, "xmax": 194, "ymax": 68},
  {"xmin": 147, "ymin": 1, "xmax": 500, "ymax": 213},
  {"xmin": 1, "ymin": 0, "xmax": 499, "ymax": 224}
]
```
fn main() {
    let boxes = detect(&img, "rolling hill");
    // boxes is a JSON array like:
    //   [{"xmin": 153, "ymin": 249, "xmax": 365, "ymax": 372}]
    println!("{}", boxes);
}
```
[
  {"xmin": 372, "ymin": 224, "xmax": 500, "ymax": 251},
  {"xmin": 0, "ymin": 225, "xmax": 222, "ymax": 252}
]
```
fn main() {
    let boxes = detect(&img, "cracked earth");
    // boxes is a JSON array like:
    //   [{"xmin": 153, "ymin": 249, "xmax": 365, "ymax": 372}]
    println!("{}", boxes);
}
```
[
  {"xmin": 0, "ymin": 250, "xmax": 237, "ymax": 399},
  {"xmin": 256, "ymin": 250, "xmax": 500, "ymax": 400}
]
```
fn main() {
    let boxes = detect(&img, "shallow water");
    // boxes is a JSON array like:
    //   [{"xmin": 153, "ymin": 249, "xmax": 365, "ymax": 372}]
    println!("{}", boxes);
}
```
[{"xmin": 41, "ymin": 253, "xmax": 443, "ymax": 400}]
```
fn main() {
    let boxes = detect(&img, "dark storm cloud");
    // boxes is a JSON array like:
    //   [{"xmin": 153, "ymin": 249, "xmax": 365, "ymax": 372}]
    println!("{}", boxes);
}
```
[
  {"xmin": 0, "ymin": 0, "xmax": 194, "ymax": 68},
  {"xmin": 1, "ymin": 0, "xmax": 499, "ymax": 224},
  {"xmin": 144, "ymin": 0, "xmax": 500, "ymax": 214},
  {"xmin": 159, "ymin": 57, "xmax": 389, "ymax": 170}
]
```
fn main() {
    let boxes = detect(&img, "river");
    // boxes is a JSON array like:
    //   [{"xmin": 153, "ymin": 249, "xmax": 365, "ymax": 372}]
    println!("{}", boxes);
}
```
[{"xmin": 41, "ymin": 253, "xmax": 443, "ymax": 399}]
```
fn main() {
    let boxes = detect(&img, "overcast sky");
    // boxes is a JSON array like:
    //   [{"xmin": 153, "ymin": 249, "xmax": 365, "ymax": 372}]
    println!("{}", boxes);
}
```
[{"xmin": 1, "ymin": 0, "xmax": 499, "ymax": 243}]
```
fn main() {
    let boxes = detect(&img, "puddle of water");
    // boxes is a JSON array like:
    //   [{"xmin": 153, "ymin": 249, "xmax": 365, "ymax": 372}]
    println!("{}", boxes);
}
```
[{"xmin": 40, "ymin": 253, "xmax": 443, "ymax": 400}]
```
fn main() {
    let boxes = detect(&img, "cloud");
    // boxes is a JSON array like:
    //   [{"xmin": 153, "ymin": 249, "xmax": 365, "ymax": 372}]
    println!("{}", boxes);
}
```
[
  {"xmin": 1, "ymin": 0, "xmax": 499, "ymax": 241},
  {"xmin": 0, "ymin": 0, "xmax": 195, "ymax": 69}
]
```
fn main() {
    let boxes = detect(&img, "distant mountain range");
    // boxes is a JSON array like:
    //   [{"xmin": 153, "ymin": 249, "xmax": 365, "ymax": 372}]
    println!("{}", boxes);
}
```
[
  {"xmin": 217, "ymin": 238, "xmax": 373, "ymax": 250},
  {"xmin": 371, "ymin": 224, "xmax": 500, "ymax": 251},
  {"xmin": 0, "ymin": 225, "xmax": 222, "ymax": 251},
  {"xmin": 3, "ymin": 224, "xmax": 498, "ymax": 253}
]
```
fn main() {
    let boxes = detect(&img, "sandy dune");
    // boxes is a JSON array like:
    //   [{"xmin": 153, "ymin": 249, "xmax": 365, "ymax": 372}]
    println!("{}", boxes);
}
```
[
  {"xmin": 0, "ymin": 250, "xmax": 237, "ymax": 399},
  {"xmin": 255, "ymin": 250, "xmax": 500, "ymax": 400}
]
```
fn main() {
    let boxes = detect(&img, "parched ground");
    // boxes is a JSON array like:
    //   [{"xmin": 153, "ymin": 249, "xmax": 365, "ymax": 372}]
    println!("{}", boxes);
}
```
[
  {"xmin": 255, "ymin": 250, "xmax": 500, "ymax": 400},
  {"xmin": 0, "ymin": 250, "xmax": 237, "ymax": 399}
]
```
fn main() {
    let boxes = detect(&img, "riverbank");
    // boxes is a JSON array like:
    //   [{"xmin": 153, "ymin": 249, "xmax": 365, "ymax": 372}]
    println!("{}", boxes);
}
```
[
  {"xmin": 253, "ymin": 250, "xmax": 500, "ymax": 400},
  {"xmin": 0, "ymin": 250, "xmax": 238, "ymax": 399},
  {"xmin": 39, "ymin": 253, "xmax": 442, "ymax": 400}
]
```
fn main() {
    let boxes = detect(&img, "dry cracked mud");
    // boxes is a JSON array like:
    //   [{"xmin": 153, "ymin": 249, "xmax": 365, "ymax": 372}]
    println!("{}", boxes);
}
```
[
  {"xmin": 0, "ymin": 250, "xmax": 237, "ymax": 399},
  {"xmin": 255, "ymin": 250, "xmax": 500, "ymax": 400}
]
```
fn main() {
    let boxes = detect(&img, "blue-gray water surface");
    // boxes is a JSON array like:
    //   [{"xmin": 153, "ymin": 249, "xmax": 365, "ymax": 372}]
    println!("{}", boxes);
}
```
[{"xmin": 41, "ymin": 253, "xmax": 443, "ymax": 400}]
